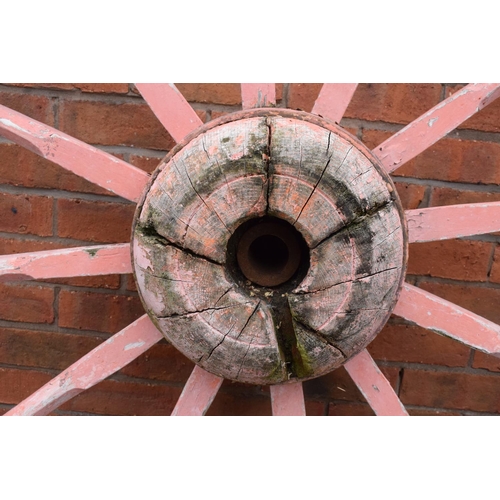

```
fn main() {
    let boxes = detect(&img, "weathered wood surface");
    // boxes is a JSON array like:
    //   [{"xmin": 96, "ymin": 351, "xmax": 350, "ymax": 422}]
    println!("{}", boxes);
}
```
[
  {"xmin": 344, "ymin": 349, "xmax": 409, "ymax": 416},
  {"xmin": 270, "ymin": 382, "xmax": 306, "ymax": 416},
  {"xmin": 241, "ymin": 84, "xmax": 276, "ymax": 109},
  {"xmin": 374, "ymin": 83, "xmax": 500, "ymax": 173},
  {"xmin": 0, "ymin": 104, "xmax": 149, "ymax": 202},
  {"xmin": 0, "ymin": 244, "xmax": 132, "ymax": 282},
  {"xmin": 136, "ymin": 84, "xmax": 204, "ymax": 144},
  {"xmin": 171, "ymin": 365, "xmax": 223, "ymax": 416},
  {"xmin": 407, "ymin": 202, "xmax": 500, "ymax": 242},
  {"xmin": 133, "ymin": 110, "xmax": 407, "ymax": 385},
  {"xmin": 393, "ymin": 283, "xmax": 500, "ymax": 355},
  {"xmin": 5, "ymin": 315, "xmax": 162, "ymax": 416},
  {"xmin": 311, "ymin": 84, "xmax": 358, "ymax": 124}
]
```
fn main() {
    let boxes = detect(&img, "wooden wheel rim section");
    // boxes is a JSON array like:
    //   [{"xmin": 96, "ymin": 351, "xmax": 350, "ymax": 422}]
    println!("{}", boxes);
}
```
[{"xmin": 132, "ymin": 108, "xmax": 408, "ymax": 385}]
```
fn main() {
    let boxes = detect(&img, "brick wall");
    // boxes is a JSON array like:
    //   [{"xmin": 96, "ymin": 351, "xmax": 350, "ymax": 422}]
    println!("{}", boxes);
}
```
[{"xmin": 1, "ymin": 83, "xmax": 499, "ymax": 416}]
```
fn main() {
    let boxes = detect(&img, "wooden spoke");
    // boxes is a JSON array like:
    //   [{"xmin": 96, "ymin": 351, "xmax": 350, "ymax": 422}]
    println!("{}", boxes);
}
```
[
  {"xmin": 0, "ymin": 105, "xmax": 149, "ymax": 202},
  {"xmin": 270, "ymin": 382, "xmax": 306, "ymax": 416},
  {"xmin": 407, "ymin": 202, "xmax": 500, "ymax": 242},
  {"xmin": 5, "ymin": 315, "xmax": 162, "ymax": 416},
  {"xmin": 241, "ymin": 84, "xmax": 276, "ymax": 109},
  {"xmin": 375, "ymin": 83, "xmax": 500, "ymax": 173},
  {"xmin": 171, "ymin": 365, "xmax": 223, "ymax": 416},
  {"xmin": 135, "ymin": 84, "xmax": 204, "ymax": 144},
  {"xmin": 344, "ymin": 350, "xmax": 409, "ymax": 416},
  {"xmin": 394, "ymin": 283, "xmax": 500, "ymax": 354},
  {"xmin": 0, "ymin": 244, "xmax": 132, "ymax": 282},
  {"xmin": 311, "ymin": 83, "xmax": 358, "ymax": 123}
]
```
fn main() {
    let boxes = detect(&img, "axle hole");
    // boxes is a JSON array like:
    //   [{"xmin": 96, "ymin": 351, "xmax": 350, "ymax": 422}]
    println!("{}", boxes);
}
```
[
  {"xmin": 230, "ymin": 217, "xmax": 309, "ymax": 288},
  {"xmin": 248, "ymin": 235, "xmax": 289, "ymax": 274}
]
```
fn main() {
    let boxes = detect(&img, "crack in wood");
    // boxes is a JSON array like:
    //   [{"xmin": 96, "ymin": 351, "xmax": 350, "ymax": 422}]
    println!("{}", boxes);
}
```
[
  {"xmin": 136, "ymin": 223, "xmax": 224, "ymax": 267},
  {"xmin": 293, "ymin": 132, "xmax": 336, "ymax": 225}
]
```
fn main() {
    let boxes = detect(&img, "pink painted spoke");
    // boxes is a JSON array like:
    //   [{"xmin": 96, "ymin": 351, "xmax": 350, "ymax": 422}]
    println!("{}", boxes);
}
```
[
  {"xmin": 270, "ymin": 382, "xmax": 306, "ymax": 416},
  {"xmin": 0, "ymin": 105, "xmax": 149, "ymax": 202},
  {"xmin": 0, "ymin": 244, "xmax": 132, "ymax": 282},
  {"xmin": 344, "ymin": 350, "xmax": 409, "ymax": 416},
  {"xmin": 241, "ymin": 84, "xmax": 276, "ymax": 109},
  {"xmin": 311, "ymin": 83, "xmax": 358, "ymax": 123},
  {"xmin": 136, "ymin": 84, "xmax": 203, "ymax": 144},
  {"xmin": 5, "ymin": 315, "xmax": 162, "ymax": 416},
  {"xmin": 394, "ymin": 283, "xmax": 500, "ymax": 355},
  {"xmin": 375, "ymin": 83, "xmax": 500, "ymax": 173},
  {"xmin": 407, "ymin": 202, "xmax": 500, "ymax": 243},
  {"xmin": 171, "ymin": 365, "xmax": 223, "ymax": 416}
]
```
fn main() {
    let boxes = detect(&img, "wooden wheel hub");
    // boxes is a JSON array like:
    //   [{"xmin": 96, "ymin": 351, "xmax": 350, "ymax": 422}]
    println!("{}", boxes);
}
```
[{"xmin": 132, "ymin": 109, "xmax": 408, "ymax": 385}]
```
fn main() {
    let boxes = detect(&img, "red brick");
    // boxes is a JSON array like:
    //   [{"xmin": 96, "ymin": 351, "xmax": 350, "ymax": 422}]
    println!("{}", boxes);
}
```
[
  {"xmin": 72, "ymin": 83, "xmax": 130, "ymax": 94},
  {"xmin": 195, "ymin": 109, "xmax": 208, "ymax": 123},
  {"xmin": 0, "ymin": 143, "xmax": 113, "ymax": 196},
  {"xmin": 418, "ymin": 281, "xmax": 500, "ymax": 325},
  {"xmin": 447, "ymin": 84, "xmax": 500, "ymax": 133},
  {"xmin": 400, "ymin": 368, "xmax": 500, "ymax": 413},
  {"xmin": 394, "ymin": 182, "xmax": 426, "ymax": 210},
  {"xmin": 0, "ymin": 367, "xmax": 52, "ymax": 405},
  {"xmin": 5, "ymin": 83, "xmax": 130, "ymax": 94},
  {"xmin": 128, "ymin": 154, "xmax": 164, "ymax": 174},
  {"xmin": 363, "ymin": 129, "xmax": 500, "ymax": 185},
  {"xmin": 303, "ymin": 365, "xmax": 399, "ymax": 403},
  {"xmin": 207, "ymin": 389, "xmax": 272, "ymax": 416},
  {"xmin": 472, "ymin": 351, "xmax": 500, "ymax": 372},
  {"xmin": 305, "ymin": 400, "xmax": 327, "ymax": 416},
  {"xmin": 368, "ymin": 322, "xmax": 470, "ymax": 367},
  {"xmin": 211, "ymin": 110, "xmax": 234, "ymax": 120},
  {"xmin": 126, "ymin": 274, "xmax": 138, "ymax": 291},
  {"xmin": 0, "ymin": 192, "xmax": 53, "ymax": 236},
  {"xmin": 120, "ymin": 341, "xmax": 195, "ymax": 383},
  {"xmin": 430, "ymin": 186, "xmax": 500, "ymax": 206},
  {"xmin": 328, "ymin": 401, "xmax": 375, "ymax": 416},
  {"xmin": 57, "ymin": 198, "xmax": 135, "ymax": 243},
  {"xmin": 59, "ymin": 378, "xmax": 182, "ymax": 416},
  {"xmin": 0, "ymin": 283, "xmax": 54, "ymax": 323},
  {"xmin": 407, "ymin": 240, "xmax": 492, "ymax": 282},
  {"xmin": 288, "ymin": 83, "xmax": 323, "ymax": 111},
  {"xmin": 490, "ymin": 245, "xmax": 500, "ymax": 284},
  {"xmin": 45, "ymin": 274, "xmax": 121, "ymax": 290},
  {"xmin": 407, "ymin": 407, "xmax": 461, "ymax": 416},
  {"xmin": 0, "ymin": 90, "xmax": 55, "ymax": 125},
  {"xmin": 361, "ymin": 128, "xmax": 391, "ymax": 150},
  {"xmin": 345, "ymin": 84, "xmax": 443, "ymax": 124},
  {"xmin": 176, "ymin": 83, "xmax": 242, "ymax": 106},
  {"xmin": 0, "ymin": 327, "xmax": 101, "ymax": 370},
  {"xmin": 0, "ymin": 237, "xmax": 63, "ymax": 255},
  {"xmin": 58, "ymin": 290, "xmax": 145, "ymax": 333},
  {"xmin": 59, "ymin": 99, "xmax": 175, "ymax": 150},
  {"xmin": 342, "ymin": 126, "xmax": 359, "ymax": 138}
]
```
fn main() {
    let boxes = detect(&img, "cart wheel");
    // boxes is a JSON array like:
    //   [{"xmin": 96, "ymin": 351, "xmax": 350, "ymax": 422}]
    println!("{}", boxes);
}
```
[{"xmin": 2, "ymin": 83, "xmax": 500, "ymax": 416}]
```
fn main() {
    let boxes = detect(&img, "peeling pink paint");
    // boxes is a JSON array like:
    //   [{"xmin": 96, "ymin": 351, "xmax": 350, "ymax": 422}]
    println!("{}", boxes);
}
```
[
  {"xmin": 0, "ymin": 105, "xmax": 149, "ymax": 202},
  {"xmin": 406, "ymin": 202, "xmax": 500, "ymax": 242},
  {"xmin": 344, "ymin": 349, "xmax": 408, "ymax": 416},
  {"xmin": 270, "ymin": 382, "xmax": 306, "ymax": 416},
  {"xmin": 394, "ymin": 283, "xmax": 500, "ymax": 354},
  {"xmin": 136, "ymin": 84, "xmax": 204, "ymax": 144},
  {"xmin": 241, "ymin": 84, "xmax": 276, "ymax": 109},
  {"xmin": 171, "ymin": 365, "xmax": 223, "ymax": 416},
  {"xmin": 5, "ymin": 315, "xmax": 162, "ymax": 416},
  {"xmin": 311, "ymin": 84, "xmax": 358, "ymax": 123},
  {"xmin": 374, "ymin": 83, "xmax": 500, "ymax": 173}
]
